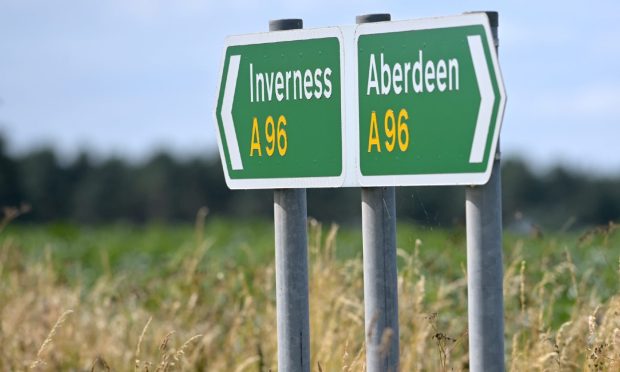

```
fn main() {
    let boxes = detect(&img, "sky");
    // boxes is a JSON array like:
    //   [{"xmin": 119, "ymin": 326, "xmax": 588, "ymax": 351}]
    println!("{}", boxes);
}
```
[{"xmin": 1, "ymin": 0, "xmax": 619, "ymax": 173}]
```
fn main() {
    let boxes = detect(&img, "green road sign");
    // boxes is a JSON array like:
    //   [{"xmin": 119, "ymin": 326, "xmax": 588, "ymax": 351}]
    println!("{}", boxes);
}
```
[
  {"xmin": 215, "ymin": 28, "xmax": 345, "ymax": 189},
  {"xmin": 215, "ymin": 14, "xmax": 506, "ymax": 189},
  {"xmin": 356, "ymin": 14, "xmax": 506, "ymax": 186}
]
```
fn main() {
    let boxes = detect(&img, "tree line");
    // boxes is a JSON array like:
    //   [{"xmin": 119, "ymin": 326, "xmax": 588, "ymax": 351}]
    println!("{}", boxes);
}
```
[{"xmin": 1, "ymin": 136, "xmax": 619, "ymax": 230}]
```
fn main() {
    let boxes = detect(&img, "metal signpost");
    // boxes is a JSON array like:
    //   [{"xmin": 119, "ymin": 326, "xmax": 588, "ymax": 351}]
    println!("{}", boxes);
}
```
[
  {"xmin": 215, "ymin": 11, "xmax": 506, "ymax": 372},
  {"xmin": 465, "ymin": 11, "xmax": 506, "ymax": 372},
  {"xmin": 269, "ymin": 19, "xmax": 311, "ymax": 372},
  {"xmin": 357, "ymin": 13, "xmax": 400, "ymax": 372}
]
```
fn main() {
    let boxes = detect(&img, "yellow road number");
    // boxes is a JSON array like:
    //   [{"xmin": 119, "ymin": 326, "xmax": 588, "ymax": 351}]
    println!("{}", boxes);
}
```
[
  {"xmin": 368, "ymin": 108, "xmax": 410, "ymax": 153},
  {"xmin": 250, "ymin": 115, "xmax": 288, "ymax": 157}
]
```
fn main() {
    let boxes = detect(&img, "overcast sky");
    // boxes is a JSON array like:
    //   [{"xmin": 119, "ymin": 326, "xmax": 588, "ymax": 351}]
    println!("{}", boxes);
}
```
[{"xmin": 1, "ymin": 1, "xmax": 619, "ymax": 173}]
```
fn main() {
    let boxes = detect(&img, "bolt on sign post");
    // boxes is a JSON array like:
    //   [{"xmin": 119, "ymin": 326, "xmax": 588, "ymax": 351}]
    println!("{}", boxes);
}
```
[{"xmin": 355, "ymin": 13, "xmax": 506, "ymax": 186}]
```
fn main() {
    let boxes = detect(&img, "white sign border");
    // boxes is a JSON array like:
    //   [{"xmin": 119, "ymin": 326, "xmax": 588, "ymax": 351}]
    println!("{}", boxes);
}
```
[
  {"xmin": 214, "ymin": 27, "xmax": 347, "ymax": 190},
  {"xmin": 354, "ymin": 13, "xmax": 507, "ymax": 187}
]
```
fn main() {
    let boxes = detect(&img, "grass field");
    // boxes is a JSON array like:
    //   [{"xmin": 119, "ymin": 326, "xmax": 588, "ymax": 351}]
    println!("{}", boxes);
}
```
[{"xmin": 1, "ymin": 212, "xmax": 619, "ymax": 370}]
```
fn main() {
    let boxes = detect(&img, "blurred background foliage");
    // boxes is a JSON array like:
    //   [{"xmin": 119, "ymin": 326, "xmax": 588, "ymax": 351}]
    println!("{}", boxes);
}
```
[{"xmin": 1, "ymin": 135, "xmax": 619, "ymax": 230}]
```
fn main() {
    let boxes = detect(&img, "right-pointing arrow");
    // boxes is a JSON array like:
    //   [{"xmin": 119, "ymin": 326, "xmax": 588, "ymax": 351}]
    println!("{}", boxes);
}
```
[
  {"xmin": 222, "ymin": 54, "xmax": 244, "ymax": 170},
  {"xmin": 467, "ymin": 35, "xmax": 496, "ymax": 164}
]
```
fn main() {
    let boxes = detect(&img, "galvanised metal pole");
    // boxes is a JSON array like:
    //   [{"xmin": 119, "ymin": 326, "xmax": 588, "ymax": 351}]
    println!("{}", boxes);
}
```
[
  {"xmin": 465, "ymin": 11, "xmax": 505, "ymax": 372},
  {"xmin": 358, "ymin": 14, "xmax": 399, "ymax": 372},
  {"xmin": 271, "ymin": 19, "xmax": 310, "ymax": 372}
]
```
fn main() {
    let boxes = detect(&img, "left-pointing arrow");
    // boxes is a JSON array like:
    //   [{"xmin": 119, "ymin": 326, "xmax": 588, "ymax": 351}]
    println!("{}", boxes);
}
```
[{"xmin": 222, "ymin": 55, "xmax": 243, "ymax": 170}]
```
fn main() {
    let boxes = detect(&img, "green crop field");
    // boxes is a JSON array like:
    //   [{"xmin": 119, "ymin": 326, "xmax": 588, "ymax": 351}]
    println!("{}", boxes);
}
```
[{"xmin": 1, "ymin": 213, "xmax": 619, "ymax": 371}]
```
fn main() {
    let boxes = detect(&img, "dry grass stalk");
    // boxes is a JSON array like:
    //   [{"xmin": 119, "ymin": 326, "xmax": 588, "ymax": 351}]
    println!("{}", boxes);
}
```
[
  {"xmin": 612, "ymin": 328, "xmax": 620, "ymax": 356},
  {"xmin": 159, "ymin": 331, "xmax": 175, "ymax": 353},
  {"xmin": 565, "ymin": 248, "xmax": 579, "ymax": 300},
  {"xmin": 414, "ymin": 275, "xmax": 426, "ymax": 314},
  {"xmin": 194, "ymin": 206, "xmax": 209, "ymax": 244},
  {"xmin": 29, "ymin": 309, "xmax": 73, "ymax": 369},
  {"xmin": 90, "ymin": 355, "xmax": 111, "ymax": 372},
  {"xmin": 135, "ymin": 316, "xmax": 152, "ymax": 371},
  {"xmin": 379, "ymin": 328, "xmax": 394, "ymax": 358},
  {"xmin": 509, "ymin": 332, "xmax": 520, "ymax": 371},
  {"xmin": 173, "ymin": 334, "xmax": 202, "ymax": 361},
  {"xmin": 0, "ymin": 204, "xmax": 31, "ymax": 233},
  {"xmin": 233, "ymin": 355, "xmax": 260, "ymax": 372},
  {"xmin": 519, "ymin": 260, "xmax": 526, "ymax": 317}
]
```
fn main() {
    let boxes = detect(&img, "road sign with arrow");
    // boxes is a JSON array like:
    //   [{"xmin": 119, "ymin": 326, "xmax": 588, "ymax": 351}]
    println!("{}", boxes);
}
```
[
  {"xmin": 355, "ymin": 14, "xmax": 506, "ymax": 186},
  {"xmin": 215, "ymin": 14, "xmax": 506, "ymax": 189},
  {"xmin": 215, "ymin": 28, "xmax": 345, "ymax": 189}
]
